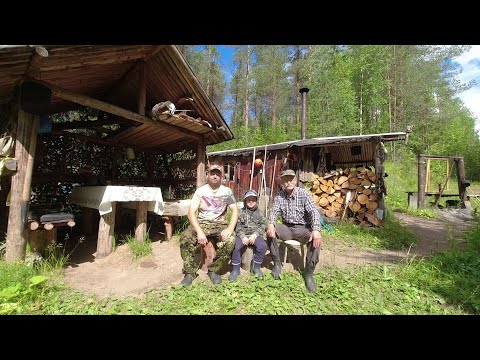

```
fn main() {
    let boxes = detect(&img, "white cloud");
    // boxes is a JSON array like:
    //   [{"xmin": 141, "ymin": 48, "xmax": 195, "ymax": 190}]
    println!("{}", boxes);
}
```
[{"xmin": 454, "ymin": 45, "xmax": 480, "ymax": 133}]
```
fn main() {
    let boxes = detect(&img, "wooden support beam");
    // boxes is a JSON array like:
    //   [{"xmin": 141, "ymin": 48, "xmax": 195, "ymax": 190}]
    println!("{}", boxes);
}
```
[
  {"xmin": 30, "ymin": 79, "xmax": 202, "ymax": 140},
  {"xmin": 138, "ymin": 61, "xmax": 146, "ymax": 116},
  {"xmin": 52, "ymin": 117, "xmax": 129, "ymax": 131},
  {"xmin": 456, "ymin": 158, "xmax": 468, "ymax": 206},
  {"xmin": 5, "ymin": 109, "xmax": 33, "ymax": 261},
  {"xmin": 196, "ymin": 139, "xmax": 206, "ymax": 188}
]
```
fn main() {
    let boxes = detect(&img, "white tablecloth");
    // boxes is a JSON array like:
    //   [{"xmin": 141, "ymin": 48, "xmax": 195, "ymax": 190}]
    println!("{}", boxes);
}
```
[
  {"xmin": 122, "ymin": 199, "xmax": 192, "ymax": 216},
  {"xmin": 70, "ymin": 186, "xmax": 164, "ymax": 216}
]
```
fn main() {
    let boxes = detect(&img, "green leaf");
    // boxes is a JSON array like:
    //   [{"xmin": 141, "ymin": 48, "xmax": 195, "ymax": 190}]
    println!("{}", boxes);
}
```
[{"xmin": 29, "ymin": 275, "xmax": 49, "ymax": 286}]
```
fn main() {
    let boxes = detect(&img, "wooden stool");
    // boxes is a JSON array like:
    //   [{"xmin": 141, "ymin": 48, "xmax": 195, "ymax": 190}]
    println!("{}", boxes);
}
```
[{"xmin": 279, "ymin": 239, "xmax": 306, "ymax": 271}]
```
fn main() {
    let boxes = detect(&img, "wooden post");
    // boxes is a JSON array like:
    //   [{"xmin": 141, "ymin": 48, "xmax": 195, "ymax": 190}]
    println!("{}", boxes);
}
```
[
  {"xmin": 426, "ymin": 158, "xmax": 431, "ymax": 192},
  {"xmin": 418, "ymin": 154, "xmax": 427, "ymax": 208},
  {"xmin": 446, "ymin": 158, "xmax": 450, "ymax": 191},
  {"xmin": 196, "ymin": 139, "xmax": 206, "ymax": 188},
  {"xmin": 135, "ymin": 201, "xmax": 148, "ymax": 242},
  {"xmin": 5, "ymin": 109, "xmax": 34, "ymax": 262},
  {"xmin": 97, "ymin": 202, "xmax": 116, "ymax": 258},
  {"xmin": 197, "ymin": 139, "xmax": 213, "ymax": 270},
  {"xmin": 456, "ymin": 157, "xmax": 468, "ymax": 206},
  {"xmin": 161, "ymin": 216, "xmax": 173, "ymax": 241}
]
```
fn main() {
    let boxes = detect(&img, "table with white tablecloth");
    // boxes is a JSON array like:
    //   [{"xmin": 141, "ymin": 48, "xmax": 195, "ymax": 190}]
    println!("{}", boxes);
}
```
[{"xmin": 70, "ymin": 186, "xmax": 164, "ymax": 258}]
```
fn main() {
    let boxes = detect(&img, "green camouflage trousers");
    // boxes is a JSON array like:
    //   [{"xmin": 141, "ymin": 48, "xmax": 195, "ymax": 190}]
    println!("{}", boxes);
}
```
[{"xmin": 180, "ymin": 222, "xmax": 235, "ymax": 275}]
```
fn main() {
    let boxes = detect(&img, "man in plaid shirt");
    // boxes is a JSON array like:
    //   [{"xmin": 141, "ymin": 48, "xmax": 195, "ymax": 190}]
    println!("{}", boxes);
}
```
[{"xmin": 267, "ymin": 169, "xmax": 322, "ymax": 292}]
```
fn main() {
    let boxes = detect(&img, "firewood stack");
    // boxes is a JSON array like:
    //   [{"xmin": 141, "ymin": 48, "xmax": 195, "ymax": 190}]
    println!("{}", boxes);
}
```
[{"xmin": 310, "ymin": 167, "xmax": 382, "ymax": 227}]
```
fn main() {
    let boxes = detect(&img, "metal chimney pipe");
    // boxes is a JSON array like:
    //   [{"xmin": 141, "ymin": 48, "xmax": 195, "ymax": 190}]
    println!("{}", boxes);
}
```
[{"xmin": 299, "ymin": 87, "xmax": 309, "ymax": 140}]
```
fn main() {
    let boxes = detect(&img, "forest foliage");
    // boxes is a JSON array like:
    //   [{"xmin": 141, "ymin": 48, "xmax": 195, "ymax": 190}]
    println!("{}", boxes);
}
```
[{"xmin": 179, "ymin": 45, "xmax": 480, "ymax": 180}]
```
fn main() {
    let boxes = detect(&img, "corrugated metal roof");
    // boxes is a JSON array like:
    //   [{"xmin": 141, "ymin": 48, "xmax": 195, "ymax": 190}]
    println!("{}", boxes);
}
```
[
  {"xmin": 208, "ymin": 132, "xmax": 408, "ymax": 169},
  {"xmin": 208, "ymin": 132, "xmax": 407, "ymax": 157}
]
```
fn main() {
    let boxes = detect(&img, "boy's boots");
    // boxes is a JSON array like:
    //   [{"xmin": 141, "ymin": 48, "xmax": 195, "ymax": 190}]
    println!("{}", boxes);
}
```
[{"xmin": 228, "ymin": 264, "xmax": 241, "ymax": 281}]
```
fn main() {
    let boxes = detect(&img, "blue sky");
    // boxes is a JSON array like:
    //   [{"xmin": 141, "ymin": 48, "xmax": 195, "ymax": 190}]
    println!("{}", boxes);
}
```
[
  {"xmin": 217, "ymin": 45, "xmax": 480, "ymax": 133},
  {"xmin": 453, "ymin": 45, "xmax": 480, "ymax": 133}
]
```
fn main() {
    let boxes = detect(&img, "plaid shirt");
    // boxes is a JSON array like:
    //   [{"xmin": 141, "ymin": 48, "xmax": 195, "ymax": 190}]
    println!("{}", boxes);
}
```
[{"xmin": 269, "ymin": 187, "xmax": 322, "ymax": 231}]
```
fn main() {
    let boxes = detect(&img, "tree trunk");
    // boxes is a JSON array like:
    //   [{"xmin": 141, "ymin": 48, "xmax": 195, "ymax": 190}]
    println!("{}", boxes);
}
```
[
  {"xmin": 244, "ymin": 45, "xmax": 251, "ymax": 127},
  {"xmin": 5, "ymin": 109, "xmax": 35, "ymax": 262}
]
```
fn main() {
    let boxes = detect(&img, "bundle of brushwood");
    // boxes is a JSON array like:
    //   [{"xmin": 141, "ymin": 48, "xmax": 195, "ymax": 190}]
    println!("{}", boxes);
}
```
[{"xmin": 310, "ymin": 167, "xmax": 382, "ymax": 227}]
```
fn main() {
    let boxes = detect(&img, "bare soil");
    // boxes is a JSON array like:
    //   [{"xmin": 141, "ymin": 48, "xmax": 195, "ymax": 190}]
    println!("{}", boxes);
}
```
[{"xmin": 62, "ymin": 209, "xmax": 474, "ymax": 299}]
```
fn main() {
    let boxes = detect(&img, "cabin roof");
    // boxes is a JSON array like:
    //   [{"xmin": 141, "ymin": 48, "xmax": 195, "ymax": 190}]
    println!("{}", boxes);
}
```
[{"xmin": 0, "ymin": 45, "xmax": 233, "ymax": 153}]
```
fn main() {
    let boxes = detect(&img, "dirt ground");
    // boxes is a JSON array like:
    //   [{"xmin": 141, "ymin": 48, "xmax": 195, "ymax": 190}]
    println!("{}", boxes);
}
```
[{"xmin": 62, "ymin": 209, "xmax": 474, "ymax": 299}]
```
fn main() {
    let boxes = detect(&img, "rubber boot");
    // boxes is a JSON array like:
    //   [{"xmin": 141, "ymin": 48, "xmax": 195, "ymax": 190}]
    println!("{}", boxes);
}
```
[
  {"xmin": 208, "ymin": 270, "xmax": 222, "ymax": 285},
  {"xmin": 228, "ymin": 264, "xmax": 241, "ymax": 281},
  {"xmin": 181, "ymin": 274, "xmax": 194, "ymax": 287},
  {"xmin": 251, "ymin": 262, "xmax": 263, "ymax": 278},
  {"xmin": 303, "ymin": 264, "xmax": 317, "ymax": 293},
  {"xmin": 271, "ymin": 255, "xmax": 282, "ymax": 280}
]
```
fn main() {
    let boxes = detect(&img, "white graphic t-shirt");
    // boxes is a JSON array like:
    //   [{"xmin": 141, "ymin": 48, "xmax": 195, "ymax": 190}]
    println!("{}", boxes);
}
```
[{"xmin": 192, "ymin": 184, "xmax": 236, "ymax": 223}]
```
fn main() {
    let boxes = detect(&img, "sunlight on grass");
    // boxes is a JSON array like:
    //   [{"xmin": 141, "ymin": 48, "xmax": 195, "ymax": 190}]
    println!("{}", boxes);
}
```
[
  {"xmin": 325, "ymin": 213, "xmax": 416, "ymax": 251},
  {"xmin": 120, "ymin": 233, "xmax": 152, "ymax": 260}
]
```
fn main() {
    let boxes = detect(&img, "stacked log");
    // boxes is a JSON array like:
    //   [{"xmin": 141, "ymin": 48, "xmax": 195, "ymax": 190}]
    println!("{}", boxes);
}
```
[{"xmin": 310, "ymin": 167, "xmax": 382, "ymax": 227}]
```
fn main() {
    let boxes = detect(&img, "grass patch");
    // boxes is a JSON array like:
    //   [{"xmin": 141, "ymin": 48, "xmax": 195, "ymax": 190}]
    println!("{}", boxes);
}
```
[
  {"xmin": 120, "ymin": 233, "xmax": 152, "ymax": 260},
  {"xmin": 325, "ymin": 214, "xmax": 416, "ymax": 251}
]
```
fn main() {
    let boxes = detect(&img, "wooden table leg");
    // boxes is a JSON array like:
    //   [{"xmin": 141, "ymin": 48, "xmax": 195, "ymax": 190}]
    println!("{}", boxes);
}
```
[
  {"xmin": 97, "ymin": 202, "xmax": 116, "ymax": 259},
  {"xmin": 135, "ymin": 201, "xmax": 148, "ymax": 242}
]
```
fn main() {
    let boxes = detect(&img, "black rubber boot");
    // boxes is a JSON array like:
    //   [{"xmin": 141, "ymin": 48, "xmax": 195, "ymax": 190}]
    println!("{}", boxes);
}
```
[
  {"xmin": 208, "ymin": 270, "xmax": 222, "ymax": 285},
  {"xmin": 251, "ymin": 262, "xmax": 264, "ymax": 278},
  {"xmin": 303, "ymin": 264, "xmax": 317, "ymax": 293},
  {"xmin": 181, "ymin": 274, "xmax": 194, "ymax": 287},
  {"xmin": 271, "ymin": 255, "xmax": 282, "ymax": 280},
  {"xmin": 228, "ymin": 264, "xmax": 241, "ymax": 281}
]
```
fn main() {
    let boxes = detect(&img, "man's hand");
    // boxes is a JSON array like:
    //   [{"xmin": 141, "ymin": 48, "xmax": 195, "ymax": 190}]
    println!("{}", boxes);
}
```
[
  {"xmin": 221, "ymin": 228, "xmax": 232, "ymax": 241},
  {"xmin": 248, "ymin": 234, "xmax": 256, "ymax": 245},
  {"xmin": 308, "ymin": 230, "xmax": 322, "ymax": 248},
  {"xmin": 242, "ymin": 236, "xmax": 250, "ymax": 246},
  {"xmin": 267, "ymin": 224, "xmax": 276, "ymax": 238},
  {"xmin": 197, "ymin": 230, "xmax": 207, "ymax": 246}
]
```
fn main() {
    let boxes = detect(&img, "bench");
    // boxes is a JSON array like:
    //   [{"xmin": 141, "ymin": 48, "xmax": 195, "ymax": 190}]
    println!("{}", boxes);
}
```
[
  {"xmin": 406, "ymin": 191, "xmax": 476, "ymax": 209},
  {"xmin": 27, "ymin": 209, "xmax": 75, "ymax": 256}
]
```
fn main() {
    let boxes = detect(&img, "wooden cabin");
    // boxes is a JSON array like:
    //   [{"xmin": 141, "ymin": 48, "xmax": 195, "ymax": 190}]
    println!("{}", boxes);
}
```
[
  {"xmin": 208, "ymin": 132, "xmax": 407, "ymax": 227},
  {"xmin": 0, "ymin": 45, "xmax": 233, "ymax": 261}
]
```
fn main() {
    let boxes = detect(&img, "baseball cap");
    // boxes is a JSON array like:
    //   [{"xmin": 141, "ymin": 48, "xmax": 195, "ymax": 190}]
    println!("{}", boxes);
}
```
[
  {"xmin": 279, "ymin": 169, "xmax": 296, "ymax": 178},
  {"xmin": 243, "ymin": 189, "xmax": 258, "ymax": 200},
  {"xmin": 209, "ymin": 164, "xmax": 223, "ymax": 172}
]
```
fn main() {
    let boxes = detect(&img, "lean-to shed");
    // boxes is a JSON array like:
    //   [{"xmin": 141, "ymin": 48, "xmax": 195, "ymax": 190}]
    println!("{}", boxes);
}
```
[
  {"xmin": 0, "ymin": 45, "xmax": 233, "ymax": 261},
  {"xmin": 208, "ymin": 132, "xmax": 408, "ymax": 226}
]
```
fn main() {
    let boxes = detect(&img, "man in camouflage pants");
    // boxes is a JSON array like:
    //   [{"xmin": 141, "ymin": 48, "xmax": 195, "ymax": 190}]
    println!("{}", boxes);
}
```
[{"xmin": 179, "ymin": 162, "xmax": 238, "ymax": 287}]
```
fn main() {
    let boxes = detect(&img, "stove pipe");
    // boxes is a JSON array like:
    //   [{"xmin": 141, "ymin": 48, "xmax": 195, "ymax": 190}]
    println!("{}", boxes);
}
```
[{"xmin": 299, "ymin": 87, "xmax": 309, "ymax": 140}]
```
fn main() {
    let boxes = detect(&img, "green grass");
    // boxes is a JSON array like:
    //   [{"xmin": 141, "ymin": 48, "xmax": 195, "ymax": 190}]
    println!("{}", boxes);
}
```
[
  {"xmin": 120, "ymin": 233, "xmax": 152, "ymax": 260},
  {"xmin": 3, "ymin": 219, "xmax": 479, "ymax": 315},
  {"xmin": 1, "ymin": 159, "xmax": 479, "ymax": 314},
  {"xmin": 325, "ymin": 213, "xmax": 416, "ymax": 251}
]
